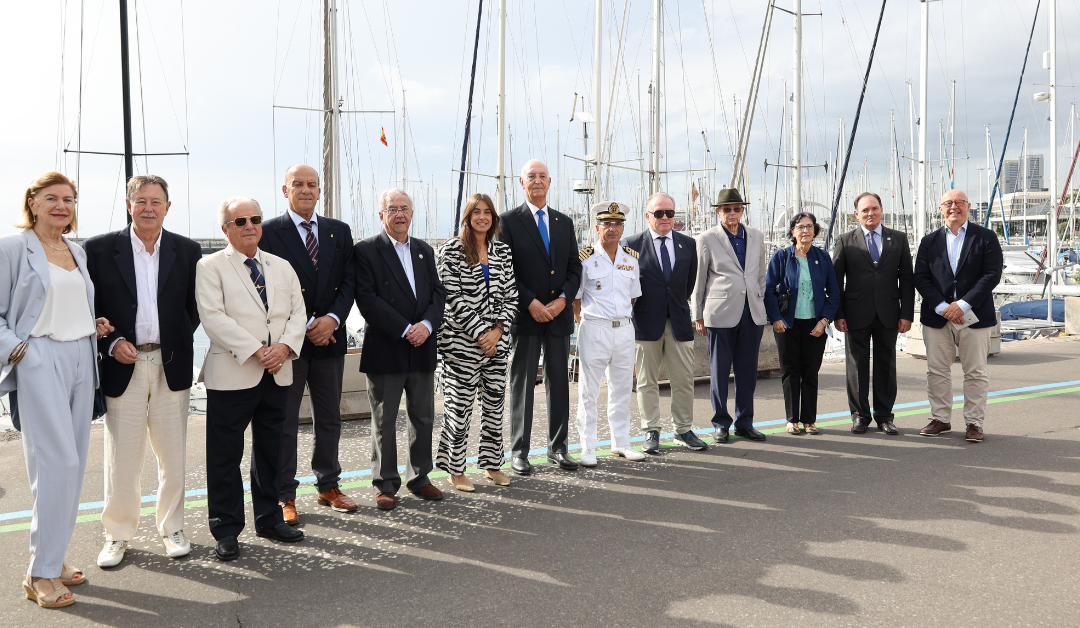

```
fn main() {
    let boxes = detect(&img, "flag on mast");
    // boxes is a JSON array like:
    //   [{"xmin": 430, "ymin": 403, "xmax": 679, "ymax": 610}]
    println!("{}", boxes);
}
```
[
  {"xmin": 380, "ymin": 127, "xmax": 388, "ymax": 146},
  {"xmin": 691, "ymin": 182, "xmax": 699, "ymax": 203}
]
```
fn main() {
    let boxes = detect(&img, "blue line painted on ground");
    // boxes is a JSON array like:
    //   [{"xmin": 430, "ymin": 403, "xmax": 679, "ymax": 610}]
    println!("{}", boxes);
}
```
[{"xmin": 1, "ymin": 378, "xmax": 1077, "ymax": 524}]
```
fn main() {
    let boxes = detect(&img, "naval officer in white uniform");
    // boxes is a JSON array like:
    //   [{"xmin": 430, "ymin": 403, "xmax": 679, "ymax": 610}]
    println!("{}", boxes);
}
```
[{"xmin": 573, "ymin": 202, "xmax": 646, "ymax": 467}]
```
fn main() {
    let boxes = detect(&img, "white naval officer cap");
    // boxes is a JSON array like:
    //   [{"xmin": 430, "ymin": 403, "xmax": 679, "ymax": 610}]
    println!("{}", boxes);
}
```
[{"xmin": 591, "ymin": 201, "xmax": 630, "ymax": 222}]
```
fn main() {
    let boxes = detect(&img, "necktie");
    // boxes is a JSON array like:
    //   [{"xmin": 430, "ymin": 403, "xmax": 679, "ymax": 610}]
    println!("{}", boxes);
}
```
[
  {"xmin": 300, "ymin": 221, "xmax": 319, "ymax": 270},
  {"xmin": 658, "ymin": 236, "xmax": 672, "ymax": 282},
  {"xmin": 536, "ymin": 209, "xmax": 550, "ymax": 255},
  {"xmin": 244, "ymin": 258, "xmax": 268, "ymax": 310},
  {"xmin": 867, "ymin": 231, "xmax": 880, "ymax": 263}
]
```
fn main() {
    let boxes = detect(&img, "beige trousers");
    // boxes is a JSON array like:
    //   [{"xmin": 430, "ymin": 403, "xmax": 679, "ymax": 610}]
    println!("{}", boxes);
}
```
[
  {"xmin": 923, "ymin": 324, "xmax": 992, "ymax": 428},
  {"xmin": 635, "ymin": 320, "xmax": 696, "ymax": 434},
  {"xmin": 101, "ymin": 349, "xmax": 190, "ymax": 540}
]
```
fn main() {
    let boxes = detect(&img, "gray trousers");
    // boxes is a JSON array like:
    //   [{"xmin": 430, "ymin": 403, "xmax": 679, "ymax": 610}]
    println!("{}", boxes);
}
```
[
  {"xmin": 280, "ymin": 354, "xmax": 345, "ymax": 500},
  {"xmin": 508, "ymin": 330, "xmax": 571, "ymax": 457},
  {"xmin": 19, "ymin": 335, "xmax": 95, "ymax": 578},
  {"xmin": 367, "ymin": 371, "xmax": 434, "ymax": 494}
]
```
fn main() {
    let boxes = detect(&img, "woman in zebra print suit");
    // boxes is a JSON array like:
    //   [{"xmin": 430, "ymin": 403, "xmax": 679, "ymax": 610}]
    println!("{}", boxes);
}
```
[{"xmin": 436, "ymin": 193, "xmax": 519, "ymax": 491}]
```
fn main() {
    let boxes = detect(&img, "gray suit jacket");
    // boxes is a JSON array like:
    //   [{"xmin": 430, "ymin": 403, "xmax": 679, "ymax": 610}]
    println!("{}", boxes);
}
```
[
  {"xmin": 0, "ymin": 230, "xmax": 99, "ymax": 394},
  {"xmin": 691, "ymin": 223, "xmax": 768, "ymax": 328}
]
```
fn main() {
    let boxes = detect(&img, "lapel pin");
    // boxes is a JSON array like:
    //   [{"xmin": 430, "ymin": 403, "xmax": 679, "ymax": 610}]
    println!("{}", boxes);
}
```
[{"xmin": 419, "ymin": 253, "xmax": 424, "ymax": 259}]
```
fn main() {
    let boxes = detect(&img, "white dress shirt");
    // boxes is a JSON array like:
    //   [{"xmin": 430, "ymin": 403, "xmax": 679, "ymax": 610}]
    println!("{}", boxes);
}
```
[
  {"xmin": 287, "ymin": 208, "xmax": 340, "ymax": 328},
  {"xmin": 30, "ymin": 263, "xmax": 96, "ymax": 342},
  {"xmin": 391, "ymin": 236, "xmax": 433, "ymax": 336},
  {"xmin": 934, "ymin": 223, "xmax": 971, "ymax": 315},
  {"xmin": 649, "ymin": 228, "xmax": 676, "ymax": 267},
  {"xmin": 110, "ymin": 228, "xmax": 161, "ymax": 355}
]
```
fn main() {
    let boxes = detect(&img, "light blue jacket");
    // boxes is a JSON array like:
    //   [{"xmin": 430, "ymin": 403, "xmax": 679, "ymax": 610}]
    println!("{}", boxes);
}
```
[{"xmin": 0, "ymin": 230, "xmax": 99, "ymax": 394}]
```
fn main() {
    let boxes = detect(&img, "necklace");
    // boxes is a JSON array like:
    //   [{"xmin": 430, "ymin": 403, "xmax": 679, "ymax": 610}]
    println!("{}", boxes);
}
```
[{"xmin": 37, "ymin": 235, "xmax": 68, "ymax": 252}]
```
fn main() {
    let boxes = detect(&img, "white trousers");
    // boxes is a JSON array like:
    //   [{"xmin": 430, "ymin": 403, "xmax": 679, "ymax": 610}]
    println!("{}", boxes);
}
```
[
  {"xmin": 18, "ymin": 335, "xmax": 94, "ymax": 578},
  {"xmin": 576, "ymin": 319, "xmax": 635, "ymax": 452},
  {"xmin": 102, "ymin": 349, "xmax": 190, "ymax": 540}
]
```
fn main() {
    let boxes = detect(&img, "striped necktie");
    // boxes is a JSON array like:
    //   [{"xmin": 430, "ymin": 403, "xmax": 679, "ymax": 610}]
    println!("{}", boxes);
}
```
[
  {"xmin": 244, "ymin": 258, "xmax": 268, "ymax": 310},
  {"xmin": 300, "ymin": 221, "xmax": 319, "ymax": 270}
]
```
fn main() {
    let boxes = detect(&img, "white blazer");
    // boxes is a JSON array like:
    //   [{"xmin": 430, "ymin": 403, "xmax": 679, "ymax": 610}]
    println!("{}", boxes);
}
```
[
  {"xmin": 691, "ymin": 223, "xmax": 768, "ymax": 328},
  {"xmin": 195, "ymin": 244, "xmax": 307, "ymax": 391},
  {"xmin": 0, "ymin": 230, "xmax": 99, "ymax": 394}
]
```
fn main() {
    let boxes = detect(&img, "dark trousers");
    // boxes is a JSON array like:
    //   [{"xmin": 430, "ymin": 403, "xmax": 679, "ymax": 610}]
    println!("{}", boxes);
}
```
[
  {"xmin": 508, "ymin": 329, "xmax": 571, "ymax": 457},
  {"xmin": 845, "ymin": 315, "xmax": 899, "ymax": 423},
  {"xmin": 707, "ymin": 300, "xmax": 763, "ymax": 430},
  {"xmin": 775, "ymin": 318, "xmax": 828, "ymax": 424},
  {"xmin": 279, "ymin": 354, "xmax": 345, "ymax": 501},
  {"xmin": 367, "ymin": 371, "xmax": 434, "ymax": 494},
  {"xmin": 205, "ymin": 371, "xmax": 287, "ymax": 540}
]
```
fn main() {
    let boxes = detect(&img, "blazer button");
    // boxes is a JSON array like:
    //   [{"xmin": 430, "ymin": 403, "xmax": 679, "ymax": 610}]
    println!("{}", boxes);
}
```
[
  {"xmin": 266, "ymin": 319, "xmax": 271, "ymax": 324},
  {"xmin": 384, "ymin": 281, "xmax": 389, "ymax": 286},
  {"xmin": 302, "ymin": 288, "xmax": 306, "ymax": 293},
  {"xmin": 391, "ymin": 298, "xmax": 395, "ymax": 303},
  {"xmin": 131, "ymin": 304, "xmax": 137, "ymax": 309},
  {"xmin": 261, "ymin": 341, "xmax": 267, "ymax": 346},
  {"xmin": 550, "ymin": 270, "xmax": 554, "ymax": 275}
]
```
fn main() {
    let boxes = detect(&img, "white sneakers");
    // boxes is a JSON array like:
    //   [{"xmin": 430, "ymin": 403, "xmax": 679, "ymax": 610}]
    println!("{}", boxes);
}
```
[
  {"xmin": 580, "ymin": 450, "xmax": 598, "ymax": 467},
  {"xmin": 163, "ymin": 530, "xmax": 191, "ymax": 558},
  {"xmin": 97, "ymin": 540, "xmax": 128, "ymax": 567},
  {"xmin": 611, "ymin": 447, "xmax": 647, "ymax": 462}
]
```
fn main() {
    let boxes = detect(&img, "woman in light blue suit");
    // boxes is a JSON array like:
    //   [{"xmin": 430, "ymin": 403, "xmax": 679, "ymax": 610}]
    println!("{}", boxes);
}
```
[{"xmin": 0, "ymin": 172, "xmax": 109, "ymax": 609}]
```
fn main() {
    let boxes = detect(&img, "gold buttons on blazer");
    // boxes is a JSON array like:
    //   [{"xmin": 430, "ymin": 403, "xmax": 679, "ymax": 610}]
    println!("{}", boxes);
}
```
[{"xmin": 550, "ymin": 270, "xmax": 554, "ymax": 275}]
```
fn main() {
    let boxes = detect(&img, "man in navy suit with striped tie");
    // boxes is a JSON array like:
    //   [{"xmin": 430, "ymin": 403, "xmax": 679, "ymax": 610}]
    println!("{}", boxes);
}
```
[{"xmin": 259, "ymin": 165, "xmax": 357, "ymax": 525}]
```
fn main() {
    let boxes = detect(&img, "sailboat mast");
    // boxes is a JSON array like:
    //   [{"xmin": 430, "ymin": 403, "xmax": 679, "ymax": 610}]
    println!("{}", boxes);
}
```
[
  {"xmin": 495, "ymin": 0, "xmax": 507, "ymax": 214},
  {"xmin": 593, "ymin": 0, "xmax": 603, "ymax": 208},
  {"xmin": 917, "ymin": 0, "xmax": 929, "ymax": 239},
  {"xmin": 321, "ymin": 0, "xmax": 340, "ymax": 219},
  {"xmin": 792, "ymin": 0, "xmax": 803, "ymax": 215},
  {"xmin": 119, "ymin": 0, "xmax": 134, "ymax": 224},
  {"xmin": 1047, "ymin": 0, "xmax": 1057, "ymax": 318},
  {"xmin": 649, "ymin": 0, "xmax": 661, "ymax": 195}
]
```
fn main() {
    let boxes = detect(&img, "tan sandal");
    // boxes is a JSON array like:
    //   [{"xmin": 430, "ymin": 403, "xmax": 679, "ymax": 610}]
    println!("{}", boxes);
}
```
[
  {"xmin": 484, "ymin": 470, "xmax": 511, "ymax": 486},
  {"xmin": 448, "ymin": 474, "xmax": 475, "ymax": 492},
  {"xmin": 60, "ymin": 564, "xmax": 85, "ymax": 586},
  {"xmin": 23, "ymin": 576, "xmax": 75, "ymax": 608}
]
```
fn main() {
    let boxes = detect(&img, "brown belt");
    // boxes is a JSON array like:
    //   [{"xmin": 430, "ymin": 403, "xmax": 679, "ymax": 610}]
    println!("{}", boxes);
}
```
[{"xmin": 136, "ymin": 343, "xmax": 161, "ymax": 353}]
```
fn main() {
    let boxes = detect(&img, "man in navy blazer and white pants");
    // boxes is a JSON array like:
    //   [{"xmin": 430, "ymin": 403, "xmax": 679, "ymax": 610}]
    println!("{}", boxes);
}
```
[{"xmin": 624, "ymin": 192, "xmax": 707, "ymax": 454}]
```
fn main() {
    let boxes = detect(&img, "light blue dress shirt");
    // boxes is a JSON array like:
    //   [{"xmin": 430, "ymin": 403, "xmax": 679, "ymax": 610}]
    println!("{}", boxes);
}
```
[{"xmin": 934, "ymin": 223, "xmax": 971, "ymax": 315}]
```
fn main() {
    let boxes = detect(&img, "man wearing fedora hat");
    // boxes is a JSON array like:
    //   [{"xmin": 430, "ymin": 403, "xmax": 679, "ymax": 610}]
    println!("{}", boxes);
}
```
[
  {"xmin": 692, "ymin": 188, "xmax": 769, "ymax": 444},
  {"xmin": 573, "ymin": 202, "xmax": 645, "ymax": 467}
]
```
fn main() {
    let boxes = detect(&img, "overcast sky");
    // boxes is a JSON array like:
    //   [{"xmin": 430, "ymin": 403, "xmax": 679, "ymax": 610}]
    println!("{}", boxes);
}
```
[{"xmin": 3, "ymin": 0, "xmax": 1079, "ymax": 239}]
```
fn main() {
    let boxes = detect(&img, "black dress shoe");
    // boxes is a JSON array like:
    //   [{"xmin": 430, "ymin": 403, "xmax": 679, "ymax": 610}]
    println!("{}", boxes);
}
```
[
  {"xmin": 734, "ymin": 427, "xmax": 767, "ymax": 442},
  {"xmin": 851, "ymin": 416, "xmax": 870, "ymax": 434},
  {"xmin": 878, "ymin": 421, "xmax": 899, "ymax": 435},
  {"xmin": 547, "ymin": 451, "xmax": 579, "ymax": 470},
  {"xmin": 215, "ymin": 536, "xmax": 239, "ymax": 561},
  {"xmin": 510, "ymin": 456, "xmax": 532, "ymax": 476},
  {"xmin": 643, "ymin": 430, "xmax": 661, "ymax": 454},
  {"xmin": 674, "ymin": 430, "xmax": 709, "ymax": 451},
  {"xmin": 255, "ymin": 522, "xmax": 304, "ymax": 543},
  {"xmin": 714, "ymin": 427, "xmax": 730, "ymax": 444}
]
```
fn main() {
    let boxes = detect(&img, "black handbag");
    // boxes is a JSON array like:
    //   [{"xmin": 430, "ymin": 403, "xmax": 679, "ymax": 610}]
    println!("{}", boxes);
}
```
[
  {"xmin": 93, "ymin": 388, "xmax": 107, "ymax": 420},
  {"xmin": 774, "ymin": 249, "xmax": 791, "ymax": 315}
]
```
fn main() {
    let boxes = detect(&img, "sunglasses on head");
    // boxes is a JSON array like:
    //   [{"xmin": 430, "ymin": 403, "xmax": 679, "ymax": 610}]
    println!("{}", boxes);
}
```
[
  {"xmin": 228, "ymin": 215, "xmax": 263, "ymax": 227},
  {"xmin": 651, "ymin": 209, "xmax": 676, "ymax": 219}
]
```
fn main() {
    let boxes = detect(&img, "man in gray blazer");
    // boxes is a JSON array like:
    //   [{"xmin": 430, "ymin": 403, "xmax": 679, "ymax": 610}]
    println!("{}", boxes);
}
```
[{"xmin": 692, "ymin": 188, "xmax": 769, "ymax": 444}]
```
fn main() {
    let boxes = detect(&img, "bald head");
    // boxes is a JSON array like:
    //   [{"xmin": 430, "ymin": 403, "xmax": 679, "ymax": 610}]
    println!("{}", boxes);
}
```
[
  {"xmin": 283, "ymin": 164, "xmax": 321, "ymax": 219},
  {"xmin": 519, "ymin": 160, "xmax": 551, "ymax": 207},
  {"xmin": 938, "ymin": 188, "xmax": 971, "ymax": 233}
]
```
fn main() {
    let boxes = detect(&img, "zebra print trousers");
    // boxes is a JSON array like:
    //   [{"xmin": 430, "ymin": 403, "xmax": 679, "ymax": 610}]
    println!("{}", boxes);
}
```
[{"xmin": 436, "ymin": 357, "xmax": 508, "ymax": 475}]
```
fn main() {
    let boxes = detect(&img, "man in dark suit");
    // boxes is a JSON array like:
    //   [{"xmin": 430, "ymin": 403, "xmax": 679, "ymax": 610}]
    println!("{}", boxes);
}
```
[
  {"xmin": 258, "ymin": 164, "xmax": 357, "ymax": 525},
  {"xmin": 499, "ymin": 159, "xmax": 583, "ymax": 475},
  {"xmin": 85, "ymin": 175, "xmax": 201, "ymax": 568},
  {"xmin": 354, "ymin": 188, "xmax": 446, "ymax": 511},
  {"xmin": 913, "ymin": 189, "xmax": 1002, "ymax": 443},
  {"xmin": 832, "ymin": 192, "xmax": 915, "ymax": 435},
  {"xmin": 624, "ymin": 192, "xmax": 706, "ymax": 454}
]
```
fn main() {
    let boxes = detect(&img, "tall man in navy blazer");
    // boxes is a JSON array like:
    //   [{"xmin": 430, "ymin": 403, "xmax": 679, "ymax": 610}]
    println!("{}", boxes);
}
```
[
  {"xmin": 624, "ymin": 192, "xmax": 708, "ymax": 454},
  {"xmin": 354, "ymin": 188, "xmax": 446, "ymax": 511},
  {"xmin": 913, "ymin": 189, "xmax": 1002, "ymax": 443},
  {"xmin": 499, "ymin": 159, "xmax": 583, "ymax": 475},
  {"xmin": 259, "ymin": 164, "xmax": 357, "ymax": 525}
]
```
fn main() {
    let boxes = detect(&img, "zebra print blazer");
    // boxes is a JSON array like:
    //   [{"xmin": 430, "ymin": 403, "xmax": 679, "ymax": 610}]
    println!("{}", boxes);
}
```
[{"xmin": 436, "ymin": 237, "xmax": 518, "ymax": 363}]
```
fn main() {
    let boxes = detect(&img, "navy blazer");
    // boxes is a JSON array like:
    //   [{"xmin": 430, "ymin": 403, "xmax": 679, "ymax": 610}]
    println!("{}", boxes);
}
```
[
  {"xmin": 84, "ymin": 227, "xmax": 201, "ymax": 398},
  {"xmin": 763, "ymin": 245, "xmax": 840, "ymax": 328},
  {"xmin": 498, "ymin": 203, "xmax": 582, "ymax": 337},
  {"xmin": 623, "ymin": 229, "xmax": 697, "ymax": 342},
  {"xmin": 913, "ymin": 221, "xmax": 1002, "ymax": 329},
  {"xmin": 258, "ymin": 213, "xmax": 355, "ymax": 359},
  {"xmin": 353, "ymin": 231, "xmax": 445, "ymax": 374}
]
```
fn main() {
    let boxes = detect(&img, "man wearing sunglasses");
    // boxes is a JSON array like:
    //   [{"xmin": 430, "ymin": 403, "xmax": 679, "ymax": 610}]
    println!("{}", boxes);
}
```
[
  {"xmin": 196, "ymin": 197, "xmax": 308, "ymax": 560},
  {"xmin": 623, "ymin": 193, "xmax": 706, "ymax": 454},
  {"xmin": 691, "ymin": 188, "xmax": 769, "ymax": 444}
]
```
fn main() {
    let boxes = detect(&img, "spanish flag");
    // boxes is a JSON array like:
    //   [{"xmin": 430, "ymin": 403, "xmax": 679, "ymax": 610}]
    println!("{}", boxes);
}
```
[
  {"xmin": 691, "ymin": 182, "xmax": 699, "ymax": 203},
  {"xmin": 380, "ymin": 127, "xmax": 388, "ymax": 146}
]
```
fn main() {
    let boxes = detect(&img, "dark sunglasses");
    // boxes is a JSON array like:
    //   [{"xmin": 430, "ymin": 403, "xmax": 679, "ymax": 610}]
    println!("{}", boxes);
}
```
[
  {"xmin": 228, "ymin": 215, "xmax": 263, "ymax": 227},
  {"xmin": 651, "ymin": 209, "xmax": 676, "ymax": 219},
  {"xmin": 721, "ymin": 206, "xmax": 744, "ymax": 214}
]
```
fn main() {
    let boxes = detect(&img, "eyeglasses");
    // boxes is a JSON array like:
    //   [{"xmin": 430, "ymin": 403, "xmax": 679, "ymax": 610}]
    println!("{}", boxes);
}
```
[
  {"xmin": 137, "ymin": 351, "xmax": 174, "ymax": 366},
  {"xmin": 651, "ymin": 209, "xmax": 676, "ymax": 219},
  {"xmin": 793, "ymin": 224, "xmax": 815, "ymax": 231},
  {"xmin": 940, "ymin": 200, "xmax": 968, "ymax": 208},
  {"xmin": 228, "ymin": 215, "xmax": 262, "ymax": 227},
  {"xmin": 720, "ymin": 206, "xmax": 744, "ymax": 214},
  {"xmin": 384, "ymin": 206, "xmax": 412, "ymax": 215}
]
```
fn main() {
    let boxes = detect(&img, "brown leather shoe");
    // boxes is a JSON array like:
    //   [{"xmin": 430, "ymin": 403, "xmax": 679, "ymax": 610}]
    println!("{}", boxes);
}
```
[
  {"xmin": 280, "ymin": 500, "xmax": 299, "ymax": 525},
  {"xmin": 375, "ymin": 492, "xmax": 397, "ymax": 511},
  {"xmin": 965, "ymin": 424, "xmax": 984, "ymax": 442},
  {"xmin": 317, "ymin": 487, "xmax": 358, "ymax": 512},
  {"xmin": 920, "ymin": 419, "xmax": 952, "ymax": 436},
  {"xmin": 409, "ymin": 483, "xmax": 444, "ymax": 501}
]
